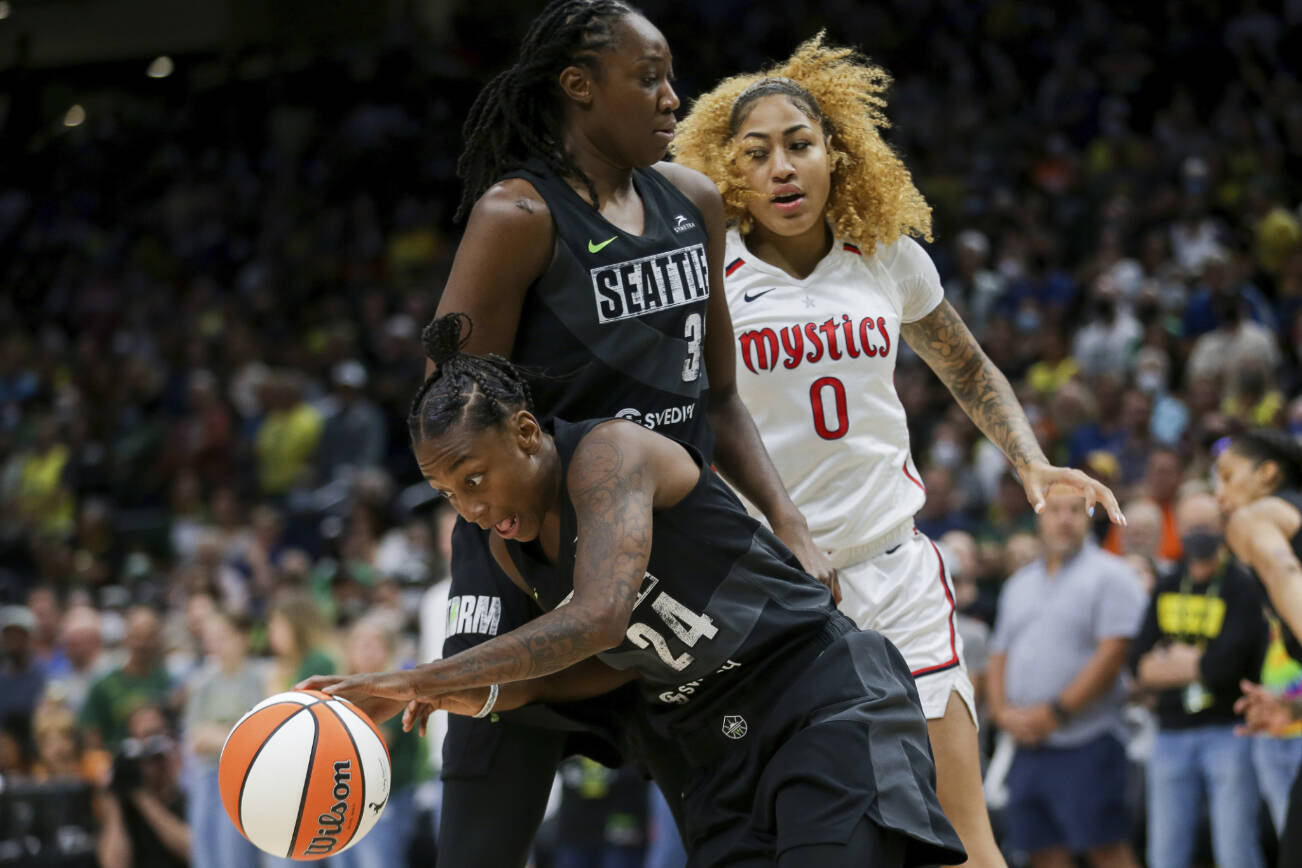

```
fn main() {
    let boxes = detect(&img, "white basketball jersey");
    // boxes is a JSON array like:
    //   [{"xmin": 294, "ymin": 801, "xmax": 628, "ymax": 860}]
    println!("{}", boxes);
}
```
[{"xmin": 725, "ymin": 228, "xmax": 943, "ymax": 551}]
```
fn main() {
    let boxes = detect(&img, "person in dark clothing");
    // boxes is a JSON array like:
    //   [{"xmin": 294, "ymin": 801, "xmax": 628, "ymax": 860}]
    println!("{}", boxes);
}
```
[
  {"xmin": 1131, "ymin": 491, "xmax": 1268, "ymax": 868},
  {"xmin": 96, "ymin": 704, "xmax": 189, "ymax": 868},
  {"xmin": 302, "ymin": 315, "xmax": 965, "ymax": 867},
  {"xmin": 424, "ymin": 1, "xmax": 836, "ymax": 863},
  {"xmin": 1214, "ymin": 429, "xmax": 1302, "ymax": 867}
]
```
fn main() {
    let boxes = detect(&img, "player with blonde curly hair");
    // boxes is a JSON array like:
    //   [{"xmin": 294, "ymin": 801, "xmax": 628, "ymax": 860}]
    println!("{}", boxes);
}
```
[{"xmin": 675, "ymin": 35, "xmax": 1130, "ymax": 867}]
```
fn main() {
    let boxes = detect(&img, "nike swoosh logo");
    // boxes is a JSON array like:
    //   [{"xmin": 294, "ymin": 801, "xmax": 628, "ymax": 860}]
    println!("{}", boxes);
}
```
[
  {"xmin": 588, "ymin": 236, "xmax": 617, "ymax": 253},
  {"xmin": 743, "ymin": 288, "xmax": 777, "ymax": 302}
]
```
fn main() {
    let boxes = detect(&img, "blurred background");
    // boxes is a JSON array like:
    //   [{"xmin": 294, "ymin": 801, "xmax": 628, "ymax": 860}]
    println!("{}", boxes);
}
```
[{"xmin": 0, "ymin": 0, "xmax": 1300, "ymax": 865}]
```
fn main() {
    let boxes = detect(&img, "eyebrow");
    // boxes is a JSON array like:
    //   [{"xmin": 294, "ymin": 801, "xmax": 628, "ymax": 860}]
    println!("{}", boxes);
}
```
[{"xmin": 741, "ymin": 124, "xmax": 813, "ymax": 140}]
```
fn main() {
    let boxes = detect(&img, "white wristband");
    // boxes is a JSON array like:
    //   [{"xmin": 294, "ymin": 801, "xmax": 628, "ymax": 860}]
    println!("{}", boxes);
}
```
[{"xmin": 473, "ymin": 683, "xmax": 500, "ymax": 719}]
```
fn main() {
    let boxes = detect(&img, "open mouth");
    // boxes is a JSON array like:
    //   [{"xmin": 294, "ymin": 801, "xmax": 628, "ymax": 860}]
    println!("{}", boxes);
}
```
[
  {"xmin": 494, "ymin": 514, "xmax": 521, "ymax": 539},
  {"xmin": 771, "ymin": 192, "xmax": 805, "ymax": 212}
]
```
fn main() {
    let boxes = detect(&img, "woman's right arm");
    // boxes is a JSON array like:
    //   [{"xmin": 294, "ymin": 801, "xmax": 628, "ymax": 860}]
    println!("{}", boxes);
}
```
[{"xmin": 426, "ymin": 180, "xmax": 554, "ymax": 374}]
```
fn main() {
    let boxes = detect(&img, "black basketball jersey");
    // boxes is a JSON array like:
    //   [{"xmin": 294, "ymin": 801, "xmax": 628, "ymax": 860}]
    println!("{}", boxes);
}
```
[
  {"xmin": 502, "ymin": 161, "xmax": 715, "ymax": 459},
  {"xmin": 1268, "ymin": 489, "xmax": 1302, "ymax": 661},
  {"xmin": 504, "ymin": 418, "xmax": 838, "ymax": 731}
]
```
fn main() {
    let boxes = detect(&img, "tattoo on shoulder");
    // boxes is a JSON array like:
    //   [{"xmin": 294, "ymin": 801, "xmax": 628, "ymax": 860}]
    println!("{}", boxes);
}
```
[
  {"xmin": 514, "ymin": 197, "xmax": 535, "ymax": 214},
  {"xmin": 570, "ymin": 434, "xmax": 650, "ymax": 615}
]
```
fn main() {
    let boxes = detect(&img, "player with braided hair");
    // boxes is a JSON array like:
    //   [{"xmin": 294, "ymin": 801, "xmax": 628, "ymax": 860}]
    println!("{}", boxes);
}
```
[
  {"xmin": 421, "ymin": 3, "xmax": 835, "ymax": 864},
  {"xmin": 307, "ymin": 314, "xmax": 966, "ymax": 867},
  {"xmin": 672, "ymin": 34, "xmax": 1130, "ymax": 867}
]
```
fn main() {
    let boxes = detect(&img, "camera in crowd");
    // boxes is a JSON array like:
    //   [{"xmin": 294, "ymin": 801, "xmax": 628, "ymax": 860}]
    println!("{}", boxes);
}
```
[{"xmin": 108, "ymin": 735, "xmax": 175, "ymax": 799}]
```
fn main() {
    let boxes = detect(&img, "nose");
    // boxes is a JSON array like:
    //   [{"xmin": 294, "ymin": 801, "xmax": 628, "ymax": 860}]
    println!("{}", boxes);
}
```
[
  {"xmin": 771, "ymin": 148, "xmax": 795, "ymax": 179},
  {"xmin": 661, "ymin": 81, "xmax": 680, "ymax": 114}
]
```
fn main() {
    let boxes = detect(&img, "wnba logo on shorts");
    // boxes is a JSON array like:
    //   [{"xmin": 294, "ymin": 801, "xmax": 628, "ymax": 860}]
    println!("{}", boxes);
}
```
[{"xmin": 722, "ymin": 714, "xmax": 748, "ymax": 740}]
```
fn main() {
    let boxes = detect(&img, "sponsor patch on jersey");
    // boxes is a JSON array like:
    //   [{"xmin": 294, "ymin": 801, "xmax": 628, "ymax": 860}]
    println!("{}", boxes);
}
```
[
  {"xmin": 590, "ymin": 243, "xmax": 709, "ymax": 323},
  {"xmin": 446, "ymin": 594, "xmax": 503, "ymax": 638},
  {"xmin": 672, "ymin": 214, "xmax": 698, "ymax": 233},
  {"xmin": 615, "ymin": 402, "xmax": 697, "ymax": 430}
]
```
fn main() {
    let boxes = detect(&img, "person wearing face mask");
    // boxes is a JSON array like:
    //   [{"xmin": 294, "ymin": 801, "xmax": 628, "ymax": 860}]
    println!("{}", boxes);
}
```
[{"xmin": 1129, "ymin": 491, "xmax": 1268, "ymax": 868}]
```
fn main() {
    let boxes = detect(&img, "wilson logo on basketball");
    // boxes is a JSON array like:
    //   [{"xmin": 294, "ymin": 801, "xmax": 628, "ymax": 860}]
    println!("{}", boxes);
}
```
[
  {"xmin": 589, "ymin": 243, "xmax": 709, "ymax": 323},
  {"xmin": 305, "ymin": 761, "xmax": 353, "ymax": 855},
  {"xmin": 738, "ymin": 314, "xmax": 891, "ymax": 375}
]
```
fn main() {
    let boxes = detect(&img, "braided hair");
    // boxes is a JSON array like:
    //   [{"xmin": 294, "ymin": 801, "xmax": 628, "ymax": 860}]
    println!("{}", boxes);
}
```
[
  {"xmin": 455, "ymin": 0, "xmax": 638, "ymax": 222},
  {"xmin": 408, "ymin": 313, "xmax": 534, "ymax": 443},
  {"xmin": 1229, "ymin": 428, "xmax": 1302, "ymax": 493}
]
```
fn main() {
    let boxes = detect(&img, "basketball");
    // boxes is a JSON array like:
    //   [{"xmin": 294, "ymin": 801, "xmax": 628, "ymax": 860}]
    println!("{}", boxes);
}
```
[{"xmin": 218, "ymin": 690, "xmax": 392, "ymax": 861}]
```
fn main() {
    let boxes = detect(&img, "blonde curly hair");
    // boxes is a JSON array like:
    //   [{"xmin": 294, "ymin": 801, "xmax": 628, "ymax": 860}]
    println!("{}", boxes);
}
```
[{"xmin": 672, "ymin": 33, "xmax": 932, "ymax": 255}]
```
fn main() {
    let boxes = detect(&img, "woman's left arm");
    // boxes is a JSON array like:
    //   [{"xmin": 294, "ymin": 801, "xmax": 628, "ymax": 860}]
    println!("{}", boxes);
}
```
[
  {"xmin": 901, "ymin": 300, "xmax": 1124, "ymax": 523},
  {"xmin": 656, "ymin": 163, "xmax": 838, "ymax": 595}
]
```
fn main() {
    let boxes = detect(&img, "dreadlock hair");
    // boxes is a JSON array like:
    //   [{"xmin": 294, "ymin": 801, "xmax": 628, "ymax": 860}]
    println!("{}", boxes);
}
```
[
  {"xmin": 1229, "ymin": 428, "xmax": 1302, "ymax": 493},
  {"xmin": 454, "ymin": 0, "xmax": 639, "ymax": 222},
  {"xmin": 407, "ymin": 313, "xmax": 534, "ymax": 443},
  {"xmin": 672, "ymin": 32, "xmax": 932, "ymax": 255}
]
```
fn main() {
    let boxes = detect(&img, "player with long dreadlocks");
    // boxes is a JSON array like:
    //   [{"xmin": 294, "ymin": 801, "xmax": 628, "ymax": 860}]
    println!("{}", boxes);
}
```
[
  {"xmin": 672, "ymin": 35, "xmax": 1127, "ymax": 866},
  {"xmin": 408, "ymin": 2, "xmax": 834, "ymax": 863}
]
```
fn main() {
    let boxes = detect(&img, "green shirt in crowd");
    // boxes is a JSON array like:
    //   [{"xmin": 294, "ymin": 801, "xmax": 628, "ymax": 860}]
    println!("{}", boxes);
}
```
[{"xmin": 80, "ymin": 665, "xmax": 174, "ymax": 748}]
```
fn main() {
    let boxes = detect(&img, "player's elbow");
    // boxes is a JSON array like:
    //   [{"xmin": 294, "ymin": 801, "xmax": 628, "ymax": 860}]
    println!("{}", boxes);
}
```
[{"xmin": 582, "ymin": 604, "xmax": 631, "ymax": 651}]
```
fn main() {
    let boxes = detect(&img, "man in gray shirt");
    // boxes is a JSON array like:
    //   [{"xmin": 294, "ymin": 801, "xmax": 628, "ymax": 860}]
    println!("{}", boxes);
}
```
[{"xmin": 989, "ymin": 494, "xmax": 1146, "ymax": 868}]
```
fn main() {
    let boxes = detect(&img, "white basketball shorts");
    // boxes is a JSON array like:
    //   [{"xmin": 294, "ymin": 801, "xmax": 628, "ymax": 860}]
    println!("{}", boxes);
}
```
[{"xmin": 832, "ymin": 522, "xmax": 977, "ymax": 723}]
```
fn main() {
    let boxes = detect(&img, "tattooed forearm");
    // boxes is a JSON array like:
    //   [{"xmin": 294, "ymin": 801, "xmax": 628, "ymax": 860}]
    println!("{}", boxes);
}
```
[
  {"xmin": 901, "ymin": 300, "xmax": 1047, "ymax": 470},
  {"xmin": 409, "ymin": 602, "xmax": 620, "ymax": 697}
]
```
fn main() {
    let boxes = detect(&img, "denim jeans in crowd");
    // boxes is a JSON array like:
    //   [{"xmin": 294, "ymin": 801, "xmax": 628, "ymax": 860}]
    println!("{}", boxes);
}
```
[
  {"xmin": 188, "ymin": 763, "xmax": 263, "ymax": 868},
  {"xmin": 644, "ymin": 783, "xmax": 688, "ymax": 868},
  {"xmin": 1146, "ymin": 725, "xmax": 1264, "ymax": 868},
  {"xmin": 1253, "ymin": 734, "xmax": 1302, "ymax": 835}
]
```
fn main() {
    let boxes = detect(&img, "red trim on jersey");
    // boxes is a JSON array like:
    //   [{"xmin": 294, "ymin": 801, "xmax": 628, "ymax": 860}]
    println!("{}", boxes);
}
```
[
  {"xmin": 901, "ymin": 460, "xmax": 926, "ymax": 493},
  {"xmin": 911, "ymin": 538, "xmax": 960, "ymax": 678},
  {"xmin": 725, "ymin": 258, "xmax": 745, "ymax": 276},
  {"xmin": 842, "ymin": 242, "xmax": 861, "ymax": 255}
]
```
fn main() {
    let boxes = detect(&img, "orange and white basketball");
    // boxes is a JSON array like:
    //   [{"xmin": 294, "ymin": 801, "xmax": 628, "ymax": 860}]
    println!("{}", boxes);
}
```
[{"xmin": 218, "ymin": 690, "xmax": 391, "ymax": 860}]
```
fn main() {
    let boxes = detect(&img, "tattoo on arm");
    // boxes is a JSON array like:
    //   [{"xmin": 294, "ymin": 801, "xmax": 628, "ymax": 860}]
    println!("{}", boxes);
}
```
[
  {"xmin": 514, "ymin": 197, "xmax": 534, "ymax": 214},
  {"xmin": 414, "ymin": 430, "xmax": 651, "ymax": 696},
  {"xmin": 902, "ymin": 300, "xmax": 1046, "ymax": 469}
]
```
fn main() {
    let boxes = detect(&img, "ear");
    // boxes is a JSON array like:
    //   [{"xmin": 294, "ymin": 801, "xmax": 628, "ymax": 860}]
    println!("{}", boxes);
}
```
[
  {"xmin": 558, "ymin": 65, "xmax": 595, "ymax": 106},
  {"xmin": 514, "ymin": 410, "xmax": 543, "ymax": 455}
]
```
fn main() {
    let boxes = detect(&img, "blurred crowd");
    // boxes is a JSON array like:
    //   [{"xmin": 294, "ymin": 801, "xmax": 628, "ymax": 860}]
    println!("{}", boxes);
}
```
[{"xmin": 1, "ymin": 0, "xmax": 1301, "ymax": 865}]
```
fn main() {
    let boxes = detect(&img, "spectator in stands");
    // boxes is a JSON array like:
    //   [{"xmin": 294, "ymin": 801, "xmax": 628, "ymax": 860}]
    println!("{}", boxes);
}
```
[
  {"xmin": 80, "ymin": 606, "xmax": 173, "ymax": 750},
  {"xmin": 254, "ymin": 371, "xmax": 323, "ymax": 499},
  {"xmin": 1130, "ymin": 491, "xmax": 1267, "ymax": 868},
  {"xmin": 97, "ymin": 704, "xmax": 189, "ymax": 868},
  {"xmin": 183, "ymin": 608, "xmax": 264, "ymax": 868},
  {"xmin": 0, "ymin": 605, "xmax": 45, "ymax": 753},
  {"xmin": 265, "ymin": 591, "xmax": 335, "ymax": 693},
  {"xmin": 316, "ymin": 360, "xmax": 386, "ymax": 485},
  {"xmin": 43, "ymin": 605, "xmax": 107, "ymax": 713},
  {"xmin": 988, "ymin": 494, "xmax": 1146, "ymax": 867}
]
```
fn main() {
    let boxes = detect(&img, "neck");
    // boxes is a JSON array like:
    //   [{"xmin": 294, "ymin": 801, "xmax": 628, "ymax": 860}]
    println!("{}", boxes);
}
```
[
  {"xmin": 1045, "ymin": 542, "xmax": 1083, "ymax": 574},
  {"xmin": 537, "ymin": 436, "xmax": 565, "ymax": 562},
  {"xmin": 744, "ymin": 220, "xmax": 833, "ymax": 280},
  {"xmin": 1188, "ymin": 557, "xmax": 1220, "ymax": 583},
  {"xmin": 560, "ymin": 128, "xmax": 638, "ymax": 207}
]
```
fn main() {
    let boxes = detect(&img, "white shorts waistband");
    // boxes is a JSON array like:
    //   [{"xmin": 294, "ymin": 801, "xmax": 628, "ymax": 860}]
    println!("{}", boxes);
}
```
[{"xmin": 827, "ymin": 519, "xmax": 917, "ymax": 570}]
